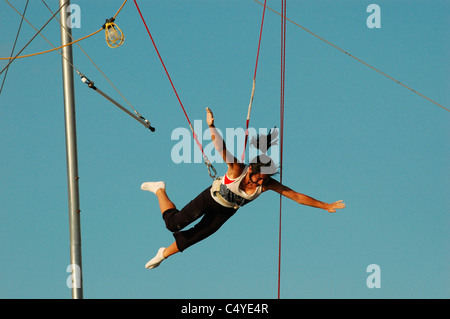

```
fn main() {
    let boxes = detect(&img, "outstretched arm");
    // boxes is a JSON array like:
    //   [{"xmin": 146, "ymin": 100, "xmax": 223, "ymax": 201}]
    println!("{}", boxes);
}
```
[
  {"xmin": 206, "ymin": 108, "xmax": 243, "ymax": 175},
  {"xmin": 264, "ymin": 179, "xmax": 346, "ymax": 213}
]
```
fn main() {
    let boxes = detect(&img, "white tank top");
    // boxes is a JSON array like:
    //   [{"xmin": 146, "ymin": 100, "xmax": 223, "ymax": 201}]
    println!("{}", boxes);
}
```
[{"xmin": 211, "ymin": 166, "xmax": 263, "ymax": 209}]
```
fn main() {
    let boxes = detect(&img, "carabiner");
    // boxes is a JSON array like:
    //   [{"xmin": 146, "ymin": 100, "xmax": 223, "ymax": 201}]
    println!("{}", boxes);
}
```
[{"xmin": 205, "ymin": 161, "xmax": 217, "ymax": 180}]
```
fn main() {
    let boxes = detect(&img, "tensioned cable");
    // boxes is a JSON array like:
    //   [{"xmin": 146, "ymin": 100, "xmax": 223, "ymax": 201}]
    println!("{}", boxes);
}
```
[
  {"xmin": 3, "ymin": 0, "xmax": 81, "ymax": 73},
  {"xmin": 39, "ymin": 0, "xmax": 146, "ymax": 127},
  {"xmin": 0, "ymin": 0, "xmax": 29, "ymax": 95},
  {"xmin": 254, "ymin": 0, "xmax": 448, "ymax": 112},
  {"xmin": 3, "ymin": 0, "xmax": 153, "ymax": 130},
  {"xmin": 0, "ymin": 0, "xmax": 69, "ymax": 76},
  {"xmin": 133, "ymin": 0, "xmax": 217, "ymax": 178},
  {"xmin": 241, "ymin": 0, "xmax": 267, "ymax": 163},
  {"xmin": 0, "ymin": 0, "xmax": 128, "ymax": 62},
  {"xmin": 278, "ymin": 0, "xmax": 286, "ymax": 300}
]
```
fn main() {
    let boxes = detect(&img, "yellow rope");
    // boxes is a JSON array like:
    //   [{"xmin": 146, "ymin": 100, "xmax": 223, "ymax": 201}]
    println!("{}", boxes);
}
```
[
  {"xmin": 113, "ymin": 0, "xmax": 128, "ymax": 19},
  {"xmin": 0, "ymin": 29, "xmax": 102, "ymax": 60},
  {"xmin": 254, "ymin": 0, "xmax": 449, "ymax": 112}
]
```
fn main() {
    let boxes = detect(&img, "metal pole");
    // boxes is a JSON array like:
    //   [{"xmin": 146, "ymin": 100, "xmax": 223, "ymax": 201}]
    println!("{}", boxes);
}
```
[{"xmin": 59, "ymin": 0, "xmax": 83, "ymax": 299}]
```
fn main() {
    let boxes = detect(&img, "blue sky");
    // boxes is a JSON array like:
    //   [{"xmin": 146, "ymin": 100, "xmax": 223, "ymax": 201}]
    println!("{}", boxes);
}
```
[{"xmin": 0, "ymin": 0, "xmax": 448, "ymax": 299}]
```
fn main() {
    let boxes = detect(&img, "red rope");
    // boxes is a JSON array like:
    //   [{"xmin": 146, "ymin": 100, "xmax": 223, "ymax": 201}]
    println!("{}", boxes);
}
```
[
  {"xmin": 278, "ymin": 0, "xmax": 286, "ymax": 300},
  {"xmin": 133, "ymin": 0, "xmax": 207, "ymax": 159},
  {"xmin": 253, "ymin": 0, "xmax": 267, "ymax": 80},
  {"xmin": 241, "ymin": 0, "xmax": 267, "ymax": 163}
]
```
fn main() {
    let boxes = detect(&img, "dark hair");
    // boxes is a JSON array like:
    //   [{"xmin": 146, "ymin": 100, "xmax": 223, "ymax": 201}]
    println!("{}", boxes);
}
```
[{"xmin": 249, "ymin": 128, "xmax": 279, "ymax": 176}]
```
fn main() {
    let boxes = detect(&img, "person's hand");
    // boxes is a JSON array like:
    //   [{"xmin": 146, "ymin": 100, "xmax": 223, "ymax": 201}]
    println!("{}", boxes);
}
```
[
  {"xmin": 326, "ymin": 200, "xmax": 346, "ymax": 213},
  {"xmin": 206, "ymin": 107, "xmax": 214, "ymax": 126}
]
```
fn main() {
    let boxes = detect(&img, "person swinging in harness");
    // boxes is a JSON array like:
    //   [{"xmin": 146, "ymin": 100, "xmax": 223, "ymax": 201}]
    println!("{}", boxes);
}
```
[{"xmin": 141, "ymin": 107, "xmax": 346, "ymax": 269}]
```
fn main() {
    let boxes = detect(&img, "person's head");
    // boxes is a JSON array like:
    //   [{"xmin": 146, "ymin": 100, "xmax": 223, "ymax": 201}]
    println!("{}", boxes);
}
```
[
  {"xmin": 247, "ymin": 127, "xmax": 279, "ymax": 185},
  {"xmin": 248, "ymin": 154, "xmax": 278, "ymax": 185}
]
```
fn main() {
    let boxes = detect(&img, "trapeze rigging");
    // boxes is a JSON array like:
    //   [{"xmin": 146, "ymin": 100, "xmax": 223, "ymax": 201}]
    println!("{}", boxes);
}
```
[{"xmin": 1, "ymin": 0, "xmax": 447, "ymax": 300}]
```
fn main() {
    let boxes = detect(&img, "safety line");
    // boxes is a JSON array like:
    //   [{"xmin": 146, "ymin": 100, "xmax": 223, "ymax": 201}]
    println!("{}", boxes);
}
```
[
  {"xmin": 0, "ymin": 0, "xmax": 29, "ymax": 95},
  {"xmin": 133, "ymin": 0, "xmax": 217, "ymax": 178},
  {"xmin": 133, "ymin": 1, "xmax": 189, "ymax": 128},
  {"xmin": 253, "ymin": 0, "xmax": 267, "ymax": 80},
  {"xmin": 253, "ymin": 0, "xmax": 448, "ymax": 112},
  {"xmin": 241, "ymin": 0, "xmax": 267, "ymax": 163},
  {"xmin": 278, "ymin": 0, "xmax": 286, "ymax": 300}
]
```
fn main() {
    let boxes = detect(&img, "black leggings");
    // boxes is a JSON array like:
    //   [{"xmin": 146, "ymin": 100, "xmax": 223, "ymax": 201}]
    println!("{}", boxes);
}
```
[{"xmin": 162, "ymin": 186, "xmax": 237, "ymax": 252}]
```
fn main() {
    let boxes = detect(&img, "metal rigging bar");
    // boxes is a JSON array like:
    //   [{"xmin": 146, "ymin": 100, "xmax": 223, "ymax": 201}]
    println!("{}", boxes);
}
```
[{"xmin": 78, "ymin": 72, "xmax": 155, "ymax": 132}]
